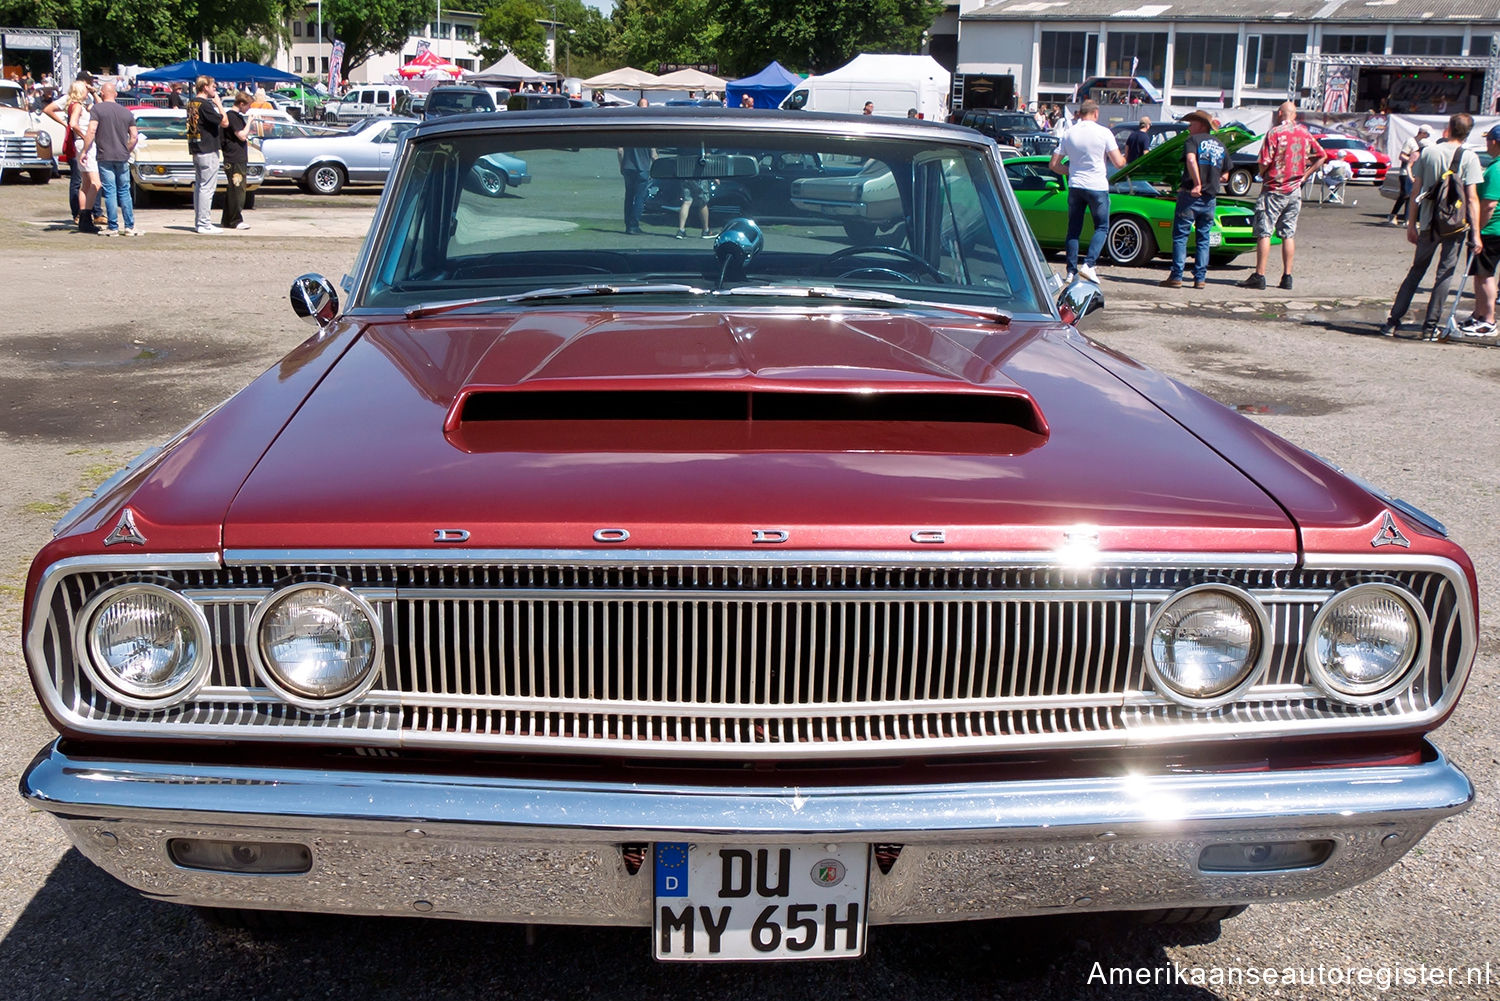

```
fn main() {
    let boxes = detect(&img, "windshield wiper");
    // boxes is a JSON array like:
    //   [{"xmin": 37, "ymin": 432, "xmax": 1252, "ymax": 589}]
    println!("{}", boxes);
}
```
[
  {"xmin": 722, "ymin": 284, "xmax": 1011, "ymax": 326},
  {"xmin": 405, "ymin": 282, "xmax": 710, "ymax": 319}
]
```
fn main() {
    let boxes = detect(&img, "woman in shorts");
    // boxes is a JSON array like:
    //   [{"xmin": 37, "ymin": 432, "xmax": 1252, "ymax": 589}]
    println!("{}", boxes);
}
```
[
  {"xmin": 676, "ymin": 178, "xmax": 712, "ymax": 239},
  {"xmin": 66, "ymin": 80, "xmax": 101, "ymax": 233}
]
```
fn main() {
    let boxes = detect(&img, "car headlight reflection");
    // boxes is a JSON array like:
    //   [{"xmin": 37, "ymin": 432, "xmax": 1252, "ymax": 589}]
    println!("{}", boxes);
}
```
[
  {"xmin": 250, "ymin": 582, "xmax": 381, "ymax": 708},
  {"xmin": 76, "ymin": 582, "xmax": 211, "ymax": 708},
  {"xmin": 1306, "ymin": 583, "xmax": 1428, "ymax": 704},
  {"xmin": 1146, "ymin": 584, "xmax": 1269, "ymax": 709}
]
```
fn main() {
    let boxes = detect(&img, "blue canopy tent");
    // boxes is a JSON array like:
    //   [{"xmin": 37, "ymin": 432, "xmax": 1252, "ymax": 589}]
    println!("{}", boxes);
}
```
[
  {"xmin": 724, "ymin": 61, "xmax": 801, "ymax": 109},
  {"xmin": 136, "ymin": 60, "xmax": 300, "ymax": 85}
]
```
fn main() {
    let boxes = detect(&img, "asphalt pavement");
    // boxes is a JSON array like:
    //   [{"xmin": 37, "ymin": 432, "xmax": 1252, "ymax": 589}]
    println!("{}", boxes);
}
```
[{"xmin": 0, "ymin": 178, "xmax": 1494, "ymax": 1000}]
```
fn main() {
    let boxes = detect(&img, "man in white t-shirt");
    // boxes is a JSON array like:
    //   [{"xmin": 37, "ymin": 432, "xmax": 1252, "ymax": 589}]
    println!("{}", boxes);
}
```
[{"xmin": 1049, "ymin": 99, "xmax": 1126, "ymax": 283}]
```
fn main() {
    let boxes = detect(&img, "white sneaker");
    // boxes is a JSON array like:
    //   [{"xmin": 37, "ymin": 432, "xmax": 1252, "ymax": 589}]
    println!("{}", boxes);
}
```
[
  {"xmin": 1077, "ymin": 263, "xmax": 1100, "ymax": 283},
  {"xmin": 1458, "ymin": 317, "xmax": 1495, "ymax": 336},
  {"xmin": 233, "ymin": 222, "xmax": 250, "ymax": 230},
  {"xmin": 197, "ymin": 224, "xmax": 223, "ymax": 234},
  {"xmin": 124, "ymin": 228, "xmax": 141, "ymax": 237}
]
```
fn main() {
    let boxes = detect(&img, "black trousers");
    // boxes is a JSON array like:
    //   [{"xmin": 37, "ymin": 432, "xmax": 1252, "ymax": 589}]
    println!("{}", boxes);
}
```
[{"xmin": 221, "ymin": 161, "xmax": 247, "ymax": 229}]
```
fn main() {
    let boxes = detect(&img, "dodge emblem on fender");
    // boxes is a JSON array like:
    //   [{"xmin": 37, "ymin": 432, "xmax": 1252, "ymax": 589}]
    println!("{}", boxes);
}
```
[
  {"xmin": 1371, "ymin": 511, "xmax": 1411, "ymax": 549},
  {"xmin": 102, "ymin": 508, "xmax": 147, "ymax": 547}
]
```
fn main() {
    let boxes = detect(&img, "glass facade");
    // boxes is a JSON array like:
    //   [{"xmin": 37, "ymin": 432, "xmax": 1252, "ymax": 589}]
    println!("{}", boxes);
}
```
[
  {"xmin": 1105, "ymin": 32, "xmax": 1168, "ymax": 85},
  {"xmin": 1039, "ymin": 30, "xmax": 1098, "ymax": 85},
  {"xmin": 1322, "ymin": 34, "xmax": 1386, "ymax": 55},
  {"xmin": 1392, "ymin": 35, "xmax": 1464, "ymax": 56},
  {"xmin": 1173, "ymin": 32, "xmax": 1237, "ymax": 90},
  {"xmin": 1244, "ymin": 33, "xmax": 1305, "ymax": 90}
]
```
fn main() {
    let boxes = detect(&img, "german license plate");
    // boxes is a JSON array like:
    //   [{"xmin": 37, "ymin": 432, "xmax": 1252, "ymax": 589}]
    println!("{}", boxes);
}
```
[
  {"xmin": 1208, "ymin": 230, "xmax": 1223, "ymax": 246},
  {"xmin": 653, "ymin": 843, "xmax": 869, "ymax": 961}
]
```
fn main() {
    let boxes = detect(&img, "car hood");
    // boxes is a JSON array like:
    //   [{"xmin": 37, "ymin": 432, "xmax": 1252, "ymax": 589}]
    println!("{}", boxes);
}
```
[
  {"xmin": 135, "ymin": 138, "xmax": 265, "ymax": 163},
  {"xmin": 221, "ymin": 310, "xmax": 1296, "ymax": 553},
  {"xmin": 1110, "ymin": 125, "xmax": 1257, "ymax": 187}
]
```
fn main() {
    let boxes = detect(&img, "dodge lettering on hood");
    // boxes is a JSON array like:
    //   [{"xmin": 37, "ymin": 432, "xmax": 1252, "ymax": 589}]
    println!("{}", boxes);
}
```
[{"xmin": 20, "ymin": 109, "xmax": 1475, "ymax": 961}]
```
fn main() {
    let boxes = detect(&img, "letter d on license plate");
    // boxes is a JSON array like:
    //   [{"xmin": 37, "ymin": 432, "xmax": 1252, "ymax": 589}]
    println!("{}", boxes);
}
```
[{"xmin": 653, "ymin": 843, "xmax": 870, "ymax": 961}]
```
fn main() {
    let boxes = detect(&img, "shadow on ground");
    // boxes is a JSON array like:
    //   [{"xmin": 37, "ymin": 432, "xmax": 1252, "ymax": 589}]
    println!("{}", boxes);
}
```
[{"xmin": 0, "ymin": 850, "xmax": 1229, "ymax": 1001}]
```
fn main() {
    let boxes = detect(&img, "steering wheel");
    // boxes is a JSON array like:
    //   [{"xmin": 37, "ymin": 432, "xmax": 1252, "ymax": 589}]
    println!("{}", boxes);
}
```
[{"xmin": 823, "ymin": 245, "xmax": 945, "ymax": 283}]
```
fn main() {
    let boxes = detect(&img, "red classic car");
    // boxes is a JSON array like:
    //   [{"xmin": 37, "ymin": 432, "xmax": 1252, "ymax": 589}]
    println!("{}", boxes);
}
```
[{"xmin": 20, "ymin": 109, "xmax": 1474, "ymax": 961}]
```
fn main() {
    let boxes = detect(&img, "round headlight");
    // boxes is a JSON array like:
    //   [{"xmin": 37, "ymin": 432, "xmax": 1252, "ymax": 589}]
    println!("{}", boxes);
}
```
[
  {"xmin": 76, "ymin": 583, "xmax": 212, "ymax": 708},
  {"xmin": 1146, "ymin": 584, "xmax": 1270, "ymax": 708},
  {"xmin": 1306, "ymin": 583, "xmax": 1428, "ymax": 704},
  {"xmin": 250, "ymin": 583, "xmax": 381, "ymax": 708}
]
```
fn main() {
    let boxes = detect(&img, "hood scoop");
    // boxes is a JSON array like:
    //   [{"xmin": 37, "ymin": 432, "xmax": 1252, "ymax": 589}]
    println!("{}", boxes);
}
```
[{"xmin": 446, "ymin": 381, "xmax": 1049, "ymax": 456}]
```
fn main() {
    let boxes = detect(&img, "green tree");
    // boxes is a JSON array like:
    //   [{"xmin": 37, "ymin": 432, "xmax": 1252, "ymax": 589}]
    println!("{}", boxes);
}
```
[
  {"xmin": 476, "ymin": 0, "xmax": 547, "ymax": 69},
  {"xmin": 611, "ymin": 0, "xmax": 719, "ymax": 72},
  {"xmin": 318, "ymin": 0, "xmax": 431, "ymax": 75},
  {"xmin": 710, "ymin": 0, "xmax": 943, "ymax": 75}
]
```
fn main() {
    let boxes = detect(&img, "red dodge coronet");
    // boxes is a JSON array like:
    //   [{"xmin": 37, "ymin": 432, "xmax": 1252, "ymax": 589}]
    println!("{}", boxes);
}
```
[{"xmin": 19, "ymin": 109, "xmax": 1474, "ymax": 962}]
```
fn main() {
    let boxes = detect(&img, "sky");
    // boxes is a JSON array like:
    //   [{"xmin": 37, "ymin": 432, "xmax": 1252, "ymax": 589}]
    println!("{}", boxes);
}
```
[{"xmin": 585, "ymin": 0, "xmax": 613, "ymax": 11}]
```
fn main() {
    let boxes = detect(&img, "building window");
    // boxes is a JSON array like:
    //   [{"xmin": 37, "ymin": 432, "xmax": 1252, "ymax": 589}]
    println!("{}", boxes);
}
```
[
  {"xmin": 1105, "ymin": 32, "xmax": 1168, "ymax": 85},
  {"xmin": 293, "ymin": 21, "xmax": 302, "ymax": 37},
  {"xmin": 322, "ymin": 57, "xmax": 329, "ymax": 74},
  {"xmin": 1392, "ymin": 35, "xmax": 1464, "ymax": 56},
  {"xmin": 457, "ymin": 59, "xmax": 474, "ymax": 70},
  {"xmin": 1244, "ymin": 33, "xmax": 1305, "ymax": 90},
  {"xmin": 1038, "ymin": 30, "xmax": 1097, "ymax": 85},
  {"xmin": 294, "ymin": 56, "xmax": 303, "ymax": 73},
  {"xmin": 1173, "ymin": 33, "xmax": 1236, "ymax": 91},
  {"xmin": 455, "ymin": 25, "xmax": 474, "ymax": 42},
  {"xmin": 1322, "ymin": 34, "xmax": 1385, "ymax": 55}
]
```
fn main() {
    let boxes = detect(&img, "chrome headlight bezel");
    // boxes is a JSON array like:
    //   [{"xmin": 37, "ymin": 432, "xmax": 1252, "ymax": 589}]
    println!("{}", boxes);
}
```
[
  {"xmin": 1144, "ymin": 583, "xmax": 1271, "ymax": 710},
  {"xmin": 1305, "ymin": 581, "xmax": 1430, "ymax": 705},
  {"xmin": 247, "ymin": 581, "xmax": 383, "ymax": 711},
  {"xmin": 73, "ymin": 581, "xmax": 213, "ymax": 709}
]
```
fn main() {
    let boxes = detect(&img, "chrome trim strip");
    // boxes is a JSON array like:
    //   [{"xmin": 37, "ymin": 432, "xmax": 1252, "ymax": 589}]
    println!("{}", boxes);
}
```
[
  {"xmin": 22, "ymin": 739, "xmax": 1471, "ymax": 837},
  {"xmin": 226, "ymin": 548, "xmax": 1297, "ymax": 570}
]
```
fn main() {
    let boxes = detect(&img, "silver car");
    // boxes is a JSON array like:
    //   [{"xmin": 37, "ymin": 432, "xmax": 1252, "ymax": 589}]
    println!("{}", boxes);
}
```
[
  {"xmin": 261, "ymin": 116, "xmax": 420, "ymax": 194},
  {"xmin": 261, "ymin": 115, "xmax": 531, "ymax": 196}
]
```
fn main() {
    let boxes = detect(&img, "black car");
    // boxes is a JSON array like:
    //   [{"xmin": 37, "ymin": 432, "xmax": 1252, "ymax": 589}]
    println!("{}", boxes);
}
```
[
  {"xmin": 422, "ymin": 85, "xmax": 496, "ymax": 119},
  {"xmin": 1113, "ymin": 121, "xmax": 1260, "ymax": 196},
  {"xmin": 959, "ymin": 109, "xmax": 1060, "ymax": 156},
  {"xmin": 507, "ymin": 92, "xmax": 572, "ymax": 112}
]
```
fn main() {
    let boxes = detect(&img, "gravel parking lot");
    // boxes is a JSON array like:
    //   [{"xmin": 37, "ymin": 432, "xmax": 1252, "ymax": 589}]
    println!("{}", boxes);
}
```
[{"xmin": 0, "ymin": 177, "xmax": 1495, "ymax": 1000}]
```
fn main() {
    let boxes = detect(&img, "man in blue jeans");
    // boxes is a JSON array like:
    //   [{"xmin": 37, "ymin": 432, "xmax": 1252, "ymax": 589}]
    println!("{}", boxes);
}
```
[
  {"xmin": 85, "ymin": 81, "xmax": 140, "ymax": 235},
  {"xmin": 1161, "ymin": 109, "xmax": 1228, "ymax": 289},
  {"xmin": 1049, "ymin": 99, "xmax": 1125, "ymax": 284}
]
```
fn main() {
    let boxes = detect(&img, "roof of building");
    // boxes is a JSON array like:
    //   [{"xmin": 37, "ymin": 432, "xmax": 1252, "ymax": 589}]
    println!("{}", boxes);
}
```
[{"xmin": 965, "ymin": 0, "xmax": 1500, "ymax": 23}]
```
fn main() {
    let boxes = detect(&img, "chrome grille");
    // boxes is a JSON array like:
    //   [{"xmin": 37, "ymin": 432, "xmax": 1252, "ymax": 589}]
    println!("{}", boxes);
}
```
[
  {"xmin": 31, "ymin": 555, "xmax": 1473, "ymax": 758},
  {"xmin": 0, "ymin": 134, "xmax": 40, "ymax": 159}
]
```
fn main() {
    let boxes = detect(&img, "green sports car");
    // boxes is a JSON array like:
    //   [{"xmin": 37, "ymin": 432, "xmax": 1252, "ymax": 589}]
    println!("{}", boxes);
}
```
[{"xmin": 1004, "ymin": 126, "xmax": 1275, "ymax": 267}]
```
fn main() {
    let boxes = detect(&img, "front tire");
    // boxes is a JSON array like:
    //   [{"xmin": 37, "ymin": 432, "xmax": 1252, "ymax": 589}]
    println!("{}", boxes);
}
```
[
  {"xmin": 1138, "ymin": 905, "xmax": 1248, "ymax": 926},
  {"xmin": 25, "ymin": 168, "xmax": 51, "ymax": 184},
  {"xmin": 244, "ymin": 189, "xmax": 256, "ymax": 210},
  {"xmin": 1105, "ymin": 215, "xmax": 1156, "ymax": 267},
  {"xmin": 1227, "ymin": 167, "xmax": 1254, "ymax": 197},
  {"xmin": 305, "ymin": 163, "xmax": 345, "ymax": 195},
  {"xmin": 131, "ymin": 181, "xmax": 152, "ymax": 208}
]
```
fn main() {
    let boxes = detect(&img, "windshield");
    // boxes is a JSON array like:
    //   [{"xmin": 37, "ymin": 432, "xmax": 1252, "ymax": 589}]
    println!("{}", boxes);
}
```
[
  {"xmin": 987, "ymin": 114, "xmax": 1039, "ymax": 132},
  {"xmin": 362, "ymin": 123, "xmax": 1044, "ymax": 315},
  {"xmin": 0, "ymin": 85, "xmax": 22, "ymax": 110},
  {"xmin": 135, "ymin": 115, "xmax": 186, "ymax": 139},
  {"xmin": 428, "ymin": 89, "xmax": 495, "ymax": 115},
  {"xmin": 1321, "ymin": 138, "xmax": 1365, "ymax": 150}
]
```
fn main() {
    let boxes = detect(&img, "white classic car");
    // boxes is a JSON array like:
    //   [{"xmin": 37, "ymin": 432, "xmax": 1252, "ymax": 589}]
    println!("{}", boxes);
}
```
[
  {"xmin": 130, "ymin": 109, "xmax": 266, "ymax": 207},
  {"xmin": 0, "ymin": 79, "xmax": 57, "ymax": 183}
]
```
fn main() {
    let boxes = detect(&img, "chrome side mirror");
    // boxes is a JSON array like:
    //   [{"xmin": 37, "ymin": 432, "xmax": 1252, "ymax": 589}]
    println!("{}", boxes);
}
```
[
  {"xmin": 290, "ymin": 273, "xmax": 339, "ymax": 327},
  {"xmin": 1057, "ymin": 277, "xmax": 1104, "ymax": 327}
]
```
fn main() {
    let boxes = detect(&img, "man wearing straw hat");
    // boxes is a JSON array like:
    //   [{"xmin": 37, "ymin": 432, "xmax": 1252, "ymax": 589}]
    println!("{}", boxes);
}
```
[{"xmin": 1159, "ymin": 109, "xmax": 1228, "ymax": 289}]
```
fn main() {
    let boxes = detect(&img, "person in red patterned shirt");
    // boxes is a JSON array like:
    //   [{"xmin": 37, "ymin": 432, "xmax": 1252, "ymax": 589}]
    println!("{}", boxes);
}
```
[{"xmin": 1238, "ymin": 102, "xmax": 1326, "ymax": 290}]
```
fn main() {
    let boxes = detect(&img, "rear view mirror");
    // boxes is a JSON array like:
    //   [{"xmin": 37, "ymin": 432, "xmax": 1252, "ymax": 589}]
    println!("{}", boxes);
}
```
[
  {"xmin": 290, "ymin": 274, "xmax": 339, "ymax": 327},
  {"xmin": 650, "ymin": 153, "xmax": 760, "ymax": 180}
]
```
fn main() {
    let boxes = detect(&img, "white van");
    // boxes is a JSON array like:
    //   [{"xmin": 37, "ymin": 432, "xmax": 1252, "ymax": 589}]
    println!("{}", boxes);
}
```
[
  {"xmin": 780, "ymin": 54, "xmax": 950, "ymax": 121},
  {"xmin": 324, "ymin": 84, "xmax": 411, "ymax": 124}
]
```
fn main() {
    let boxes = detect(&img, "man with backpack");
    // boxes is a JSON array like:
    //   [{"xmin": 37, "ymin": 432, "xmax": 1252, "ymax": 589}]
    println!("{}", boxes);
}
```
[{"xmin": 1380, "ymin": 113, "xmax": 1483, "ymax": 339}]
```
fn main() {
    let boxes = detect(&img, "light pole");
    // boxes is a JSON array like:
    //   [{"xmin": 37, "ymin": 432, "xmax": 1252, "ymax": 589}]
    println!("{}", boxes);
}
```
[{"xmin": 316, "ymin": 0, "xmax": 324, "ymax": 88}]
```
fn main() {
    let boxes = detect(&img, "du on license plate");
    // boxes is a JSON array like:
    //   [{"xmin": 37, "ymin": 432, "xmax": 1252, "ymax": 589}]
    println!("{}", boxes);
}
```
[
  {"xmin": 1208, "ymin": 230, "xmax": 1223, "ymax": 247},
  {"xmin": 653, "ymin": 843, "xmax": 869, "ymax": 961}
]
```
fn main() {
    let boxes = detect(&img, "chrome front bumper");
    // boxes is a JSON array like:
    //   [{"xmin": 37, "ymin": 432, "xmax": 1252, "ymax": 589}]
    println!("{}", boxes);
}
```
[{"xmin": 21, "ymin": 740, "xmax": 1471, "ymax": 925}]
